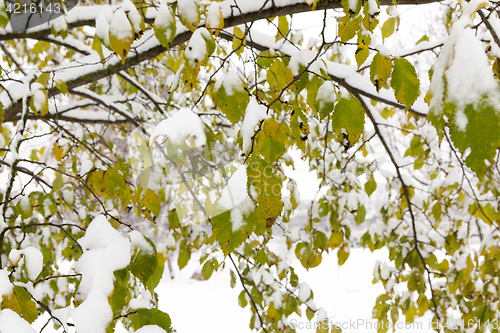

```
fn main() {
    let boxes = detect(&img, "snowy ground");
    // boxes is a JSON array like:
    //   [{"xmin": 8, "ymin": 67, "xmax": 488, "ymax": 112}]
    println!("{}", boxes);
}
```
[{"xmin": 157, "ymin": 246, "xmax": 435, "ymax": 333}]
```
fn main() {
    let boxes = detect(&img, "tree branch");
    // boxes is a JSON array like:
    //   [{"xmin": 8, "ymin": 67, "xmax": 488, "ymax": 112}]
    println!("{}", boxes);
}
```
[{"xmin": 2, "ymin": 0, "xmax": 440, "ymax": 121}]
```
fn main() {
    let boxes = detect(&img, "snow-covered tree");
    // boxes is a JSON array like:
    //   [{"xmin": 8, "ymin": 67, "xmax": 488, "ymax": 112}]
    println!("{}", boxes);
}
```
[{"xmin": 1, "ymin": 0, "xmax": 500, "ymax": 331}]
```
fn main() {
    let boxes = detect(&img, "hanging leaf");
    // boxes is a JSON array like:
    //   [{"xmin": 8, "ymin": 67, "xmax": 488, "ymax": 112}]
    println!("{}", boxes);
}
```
[
  {"xmin": 391, "ymin": 58, "xmax": 419, "ymax": 110},
  {"xmin": 109, "ymin": 10, "xmax": 134, "ymax": 61},
  {"xmin": 1, "ymin": 286, "xmax": 39, "ymax": 323},
  {"xmin": 154, "ymin": 3, "xmax": 176, "ymax": 48},
  {"xmin": 331, "ymin": 95, "xmax": 365, "ymax": 144},
  {"xmin": 381, "ymin": 17, "xmax": 398, "ymax": 40},
  {"xmin": 130, "ymin": 308, "xmax": 172, "ymax": 332},
  {"xmin": 370, "ymin": 53, "xmax": 393, "ymax": 92},
  {"xmin": 256, "ymin": 118, "xmax": 288, "ymax": 163},
  {"xmin": 211, "ymin": 74, "xmax": 249, "ymax": 124},
  {"xmin": 129, "ymin": 234, "xmax": 158, "ymax": 287},
  {"xmin": 246, "ymin": 156, "xmax": 283, "ymax": 233},
  {"xmin": 338, "ymin": 15, "xmax": 361, "ymax": 43},
  {"xmin": 178, "ymin": 0, "xmax": 200, "ymax": 32}
]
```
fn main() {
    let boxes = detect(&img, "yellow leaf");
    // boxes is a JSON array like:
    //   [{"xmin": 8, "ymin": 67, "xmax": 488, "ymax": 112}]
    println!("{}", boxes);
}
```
[{"xmin": 109, "ymin": 10, "xmax": 135, "ymax": 61}]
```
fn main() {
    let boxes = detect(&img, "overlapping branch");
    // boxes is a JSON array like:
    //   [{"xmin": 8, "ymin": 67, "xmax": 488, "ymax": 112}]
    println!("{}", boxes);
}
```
[{"xmin": 1, "ymin": 0, "xmax": 441, "ymax": 122}]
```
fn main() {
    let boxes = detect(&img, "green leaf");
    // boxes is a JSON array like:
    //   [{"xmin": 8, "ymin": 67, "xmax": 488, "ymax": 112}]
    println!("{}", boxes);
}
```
[
  {"xmin": 178, "ymin": 246, "xmax": 191, "ymax": 269},
  {"xmin": 232, "ymin": 26, "xmax": 245, "ymax": 55},
  {"xmin": 142, "ymin": 188, "xmax": 161, "ymax": 217},
  {"xmin": 1, "ymin": 286, "xmax": 38, "ymax": 323},
  {"xmin": 256, "ymin": 118, "xmax": 287, "ymax": 163},
  {"xmin": 108, "ymin": 269, "xmax": 130, "ymax": 318},
  {"xmin": 103, "ymin": 166, "xmax": 130, "ymax": 203},
  {"xmin": 55, "ymin": 79, "xmax": 68, "ymax": 95},
  {"xmin": 448, "ymin": 101, "xmax": 500, "ymax": 177},
  {"xmin": 277, "ymin": 16, "xmax": 289, "ymax": 41},
  {"xmin": 331, "ymin": 95, "xmax": 365, "ymax": 144},
  {"xmin": 146, "ymin": 253, "xmax": 165, "ymax": 292},
  {"xmin": 391, "ymin": 58, "xmax": 420, "ymax": 110},
  {"xmin": 92, "ymin": 35, "xmax": 105, "ymax": 62},
  {"xmin": 257, "ymin": 50, "xmax": 275, "ymax": 69},
  {"xmin": 130, "ymin": 308, "xmax": 172, "ymax": 333},
  {"xmin": 247, "ymin": 156, "xmax": 284, "ymax": 233},
  {"xmin": 129, "ymin": 234, "xmax": 158, "ymax": 287},
  {"xmin": 238, "ymin": 290, "xmax": 248, "ymax": 308},
  {"xmin": 212, "ymin": 75, "xmax": 249, "ymax": 124},
  {"xmin": 201, "ymin": 259, "xmax": 215, "ymax": 280},
  {"xmin": 268, "ymin": 58, "xmax": 287, "ymax": 92},
  {"xmin": 0, "ymin": 0, "xmax": 10, "ymax": 28},
  {"xmin": 168, "ymin": 209, "xmax": 180, "ymax": 229},
  {"xmin": 295, "ymin": 242, "xmax": 322, "ymax": 269},
  {"xmin": 314, "ymin": 81, "xmax": 336, "ymax": 120},
  {"xmin": 365, "ymin": 174, "xmax": 377, "ymax": 196},
  {"xmin": 416, "ymin": 34, "xmax": 429, "ymax": 44},
  {"xmin": 355, "ymin": 205, "xmax": 366, "ymax": 225},
  {"xmin": 381, "ymin": 17, "xmax": 398, "ymax": 40},
  {"xmin": 337, "ymin": 245, "xmax": 350, "ymax": 266},
  {"xmin": 338, "ymin": 15, "xmax": 361, "ymax": 43},
  {"xmin": 212, "ymin": 207, "xmax": 255, "ymax": 256},
  {"xmin": 370, "ymin": 53, "xmax": 393, "ymax": 92},
  {"xmin": 154, "ymin": 4, "xmax": 176, "ymax": 48},
  {"xmin": 355, "ymin": 45, "xmax": 369, "ymax": 68}
]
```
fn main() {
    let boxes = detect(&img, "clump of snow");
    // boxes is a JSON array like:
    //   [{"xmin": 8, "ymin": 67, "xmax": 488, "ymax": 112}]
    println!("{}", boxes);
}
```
[
  {"xmin": 240, "ymin": 98, "xmax": 269, "ymax": 153},
  {"xmin": 72, "ymin": 215, "xmax": 131, "ymax": 333},
  {"xmin": 428, "ymin": 2, "xmax": 500, "ymax": 125},
  {"xmin": 316, "ymin": 81, "xmax": 336, "ymax": 105},
  {"xmin": 185, "ymin": 28, "xmax": 211, "ymax": 63},
  {"xmin": 95, "ymin": 5, "xmax": 114, "ymax": 46},
  {"xmin": 206, "ymin": 2, "xmax": 222, "ymax": 29},
  {"xmin": 155, "ymin": 1, "xmax": 175, "ymax": 35},
  {"xmin": 50, "ymin": 16, "xmax": 68, "ymax": 33},
  {"xmin": 348, "ymin": 0, "xmax": 359, "ymax": 13},
  {"xmin": 150, "ymin": 108, "xmax": 206, "ymax": 147},
  {"xmin": 0, "ymin": 269, "xmax": 12, "ymax": 298},
  {"xmin": 367, "ymin": 0, "xmax": 379, "ymax": 16},
  {"xmin": 178, "ymin": 0, "xmax": 199, "ymax": 26},
  {"xmin": 19, "ymin": 196, "xmax": 31, "ymax": 212},
  {"xmin": 9, "ymin": 247, "xmax": 43, "ymax": 281},
  {"xmin": 216, "ymin": 71, "xmax": 244, "ymax": 96},
  {"xmin": 216, "ymin": 166, "xmax": 255, "ymax": 231},
  {"xmin": 121, "ymin": 0, "xmax": 143, "ymax": 34},
  {"xmin": 135, "ymin": 325, "xmax": 169, "ymax": 333},
  {"xmin": 80, "ymin": 152, "xmax": 94, "ymax": 176},
  {"xmin": 0, "ymin": 309, "xmax": 35, "ymax": 333},
  {"xmin": 62, "ymin": 189, "xmax": 74, "ymax": 204},
  {"xmin": 130, "ymin": 230, "xmax": 155, "ymax": 254},
  {"xmin": 109, "ymin": 10, "xmax": 134, "ymax": 41},
  {"xmin": 288, "ymin": 50, "xmax": 326, "ymax": 77},
  {"xmin": 298, "ymin": 282, "xmax": 311, "ymax": 302},
  {"xmin": 316, "ymin": 307, "xmax": 327, "ymax": 322}
]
